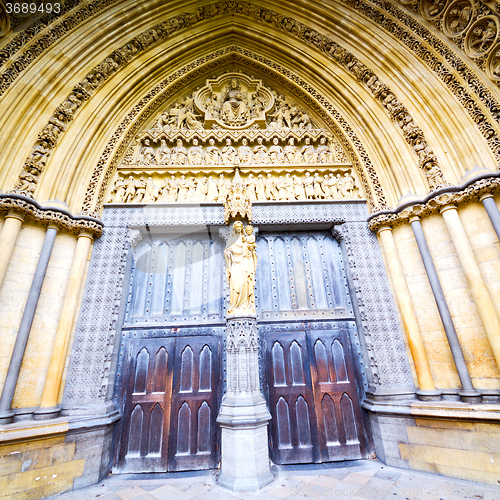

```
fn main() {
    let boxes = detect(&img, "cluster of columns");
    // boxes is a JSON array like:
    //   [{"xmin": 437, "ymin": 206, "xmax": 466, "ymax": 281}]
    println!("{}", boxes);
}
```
[
  {"xmin": 0, "ymin": 210, "xmax": 93, "ymax": 424},
  {"xmin": 377, "ymin": 195, "xmax": 500, "ymax": 402}
]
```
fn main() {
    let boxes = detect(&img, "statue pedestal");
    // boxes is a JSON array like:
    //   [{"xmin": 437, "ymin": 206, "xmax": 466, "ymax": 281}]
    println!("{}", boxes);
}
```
[
  {"xmin": 217, "ymin": 393, "xmax": 273, "ymax": 491},
  {"xmin": 217, "ymin": 316, "xmax": 273, "ymax": 491}
]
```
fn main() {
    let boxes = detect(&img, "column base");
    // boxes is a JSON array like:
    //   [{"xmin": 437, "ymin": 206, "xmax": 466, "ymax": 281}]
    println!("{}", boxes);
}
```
[
  {"xmin": 217, "ymin": 392, "xmax": 273, "ymax": 491},
  {"xmin": 33, "ymin": 406, "xmax": 61, "ymax": 420},
  {"xmin": 458, "ymin": 389, "xmax": 482, "ymax": 403},
  {"xmin": 0, "ymin": 410, "xmax": 14, "ymax": 425},
  {"xmin": 416, "ymin": 389, "xmax": 442, "ymax": 401}
]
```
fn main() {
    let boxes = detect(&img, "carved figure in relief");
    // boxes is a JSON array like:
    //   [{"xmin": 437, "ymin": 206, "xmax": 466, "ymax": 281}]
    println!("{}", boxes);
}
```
[
  {"xmin": 256, "ymin": 174, "xmax": 267, "ymax": 201},
  {"xmin": 156, "ymin": 139, "xmax": 171, "ymax": 165},
  {"xmin": 322, "ymin": 174, "xmax": 331, "ymax": 199},
  {"xmin": 124, "ymin": 176, "xmax": 136, "ymax": 203},
  {"xmin": 186, "ymin": 177, "xmax": 198, "ymax": 201},
  {"xmin": 292, "ymin": 175, "xmax": 306, "ymax": 200},
  {"xmin": 135, "ymin": 177, "xmax": 147, "ymax": 202},
  {"xmin": 171, "ymin": 138, "xmax": 187, "ymax": 165},
  {"xmin": 217, "ymin": 173, "xmax": 229, "ymax": 202},
  {"xmin": 328, "ymin": 173, "xmax": 338, "ymax": 198},
  {"xmin": 277, "ymin": 176, "xmax": 288, "ymax": 201},
  {"xmin": 336, "ymin": 174, "xmax": 344, "ymax": 198},
  {"xmin": 425, "ymin": 163, "xmax": 446, "ymax": 190},
  {"xmin": 159, "ymin": 178, "xmax": 169, "ymax": 202},
  {"xmin": 178, "ymin": 108, "xmax": 203, "ymax": 130},
  {"xmin": 238, "ymin": 138, "xmax": 253, "ymax": 165},
  {"xmin": 224, "ymin": 221, "xmax": 256, "ymax": 315},
  {"xmin": 284, "ymin": 173, "xmax": 295, "ymax": 200},
  {"xmin": 301, "ymin": 137, "xmax": 317, "ymax": 163},
  {"xmin": 221, "ymin": 78, "xmax": 249, "ymax": 126},
  {"xmin": 426, "ymin": 0, "xmax": 446, "ymax": 17},
  {"xmin": 195, "ymin": 177, "xmax": 208, "ymax": 201},
  {"xmin": 413, "ymin": 138, "xmax": 433, "ymax": 164},
  {"xmin": 313, "ymin": 173, "xmax": 325, "ymax": 199},
  {"xmin": 251, "ymin": 92, "xmax": 266, "ymax": 117},
  {"xmin": 167, "ymin": 175, "xmax": 179, "ymax": 202},
  {"xmin": 304, "ymin": 171, "xmax": 315, "ymax": 199},
  {"xmin": 246, "ymin": 174, "xmax": 257, "ymax": 201},
  {"xmin": 177, "ymin": 175, "xmax": 189, "ymax": 202},
  {"xmin": 144, "ymin": 177, "xmax": 159, "ymax": 203},
  {"xmin": 265, "ymin": 173, "xmax": 278, "ymax": 200},
  {"xmin": 109, "ymin": 177, "xmax": 126, "ymax": 203},
  {"xmin": 207, "ymin": 176, "xmax": 218, "ymax": 202},
  {"xmin": 275, "ymin": 103, "xmax": 292, "ymax": 129},
  {"xmin": 317, "ymin": 137, "xmax": 333, "ymax": 163},
  {"xmin": 206, "ymin": 93, "xmax": 219, "ymax": 118},
  {"xmin": 222, "ymin": 138, "xmax": 237, "ymax": 164},
  {"xmin": 470, "ymin": 20, "xmax": 497, "ymax": 53},
  {"xmin": 138, "ymin": 139, "xmax": 156, "ymax": 165},
  {"xmin": 16, "ymin": 168, "xmax": 39, "ymax": 194},
  {"xmin": 292, "ymin": 110, "xmax": 312, "ymax": 130},
  {"xmin": 206, "ymin": 138, "xmax": 220, "ymax": 165},
  {"xmin": 188, "ymin": 138, "xmax": 204, "ymax": 165},
  {"xmin": 343, "ymin": 172, "xmax": 355, "ymax": 198},
  {"xmin": 269, "ymin": 137, "xmax": 285, "ymax": 164},
  {"xmin": 253, "ymin": 137, "xmax": 269, "ymax": 164},
  {"xmin": 284, "ymin": 137, "xmax": 301, "ymax": 164},
  {"xmin": 446, "ymin": 3, "xmax": 473, "ymax": 35},
  {"xmin": 31, "ymin": 141, "xmax": 51, "ymax": 166}
]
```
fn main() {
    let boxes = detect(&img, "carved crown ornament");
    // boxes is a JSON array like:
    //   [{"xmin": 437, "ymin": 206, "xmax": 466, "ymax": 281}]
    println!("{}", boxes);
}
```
[{"xmin": 104, "ymin": 71, "xmax": 363, "ymax": 207}]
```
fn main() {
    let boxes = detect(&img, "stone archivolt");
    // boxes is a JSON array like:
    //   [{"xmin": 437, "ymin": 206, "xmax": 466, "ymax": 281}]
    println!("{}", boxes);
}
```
[{"xmin": 7, "ymin": 2, "xmax": 451, "ymax": 209}]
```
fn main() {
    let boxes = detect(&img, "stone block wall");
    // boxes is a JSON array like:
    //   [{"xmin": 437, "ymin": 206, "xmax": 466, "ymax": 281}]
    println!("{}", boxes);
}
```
[{"xmin": 369, "ymin": 407, "xmax": 500, "ymax": 486}]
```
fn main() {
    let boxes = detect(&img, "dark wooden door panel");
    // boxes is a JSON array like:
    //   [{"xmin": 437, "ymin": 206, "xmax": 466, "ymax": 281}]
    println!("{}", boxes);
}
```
[
  {"xmin": 117, "ymin": 338, "xmax": 175, "ymax": 473},
  {"xmin": 168, "ymin": 336, "xmax": 219, "ymax": 471},
  {"xmin": 265, "ymin": 331, "xmax": 320, "ymax": 464},
  {"xmin": 307, "ymin": 328, "xmax": 367, "ymax": 462},
  {"xmin": 265, "ymin": 326, "xmax": 368, "ymax": 465}
]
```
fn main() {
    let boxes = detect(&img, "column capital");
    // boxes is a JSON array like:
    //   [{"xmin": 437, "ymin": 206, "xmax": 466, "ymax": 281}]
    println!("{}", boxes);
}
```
[
  {"xmin": 377, "ymin": 225, "xmax": 393, "ymax": 235},
  {"xmin": 409, "ymin": 215, "xmax": 421, "ymax": 224},
  {"xmin": 439, "ymin": 204, "xmax": 457, "ymax": 215},
  {"xmin": 5, "ymin": 210, "xmax": 25, "ymax": 223},
  {"xmin": 479, "ymin": 192, "xmax": 494, "ymax": 202}
]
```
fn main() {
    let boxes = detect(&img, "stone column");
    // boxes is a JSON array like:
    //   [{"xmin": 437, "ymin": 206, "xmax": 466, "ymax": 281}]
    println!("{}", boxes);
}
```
[
  {"xmin": 480, "ymin": 193, "xmax": 500, "ymax": 241},
  {"xmin": 217, "ymin": 219, "xmax": 273, "ymax": 491},
  {"xmin": 217, "ymin": 316, "xmax": 273, "ymax": 491},
  {"xmin": 35, "ymin": 232, "xmax": 93, "ymax": 420},
  {"xmin": 409, "ymin": 216, "xmax": 480, "ymax": 402},
  {"xmin": 0, "ymin": 224, "xmax": 58, "ymax": 424},
  {"xmin": 377, "ymin": 226, "xmax": 439, "ymax": 400},
  {"xmin": 440, "ymin": 205, "xmax": 500, "ymax": 370},
  {"xmin": 0, "ymin": 210, "xmax": 24, "ymax": 290}
]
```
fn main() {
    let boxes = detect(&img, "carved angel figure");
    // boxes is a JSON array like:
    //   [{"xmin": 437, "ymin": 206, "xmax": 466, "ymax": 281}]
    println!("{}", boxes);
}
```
[{"xmin": 224, "ymin": 221, "xmax": 257, "ymax": 315}]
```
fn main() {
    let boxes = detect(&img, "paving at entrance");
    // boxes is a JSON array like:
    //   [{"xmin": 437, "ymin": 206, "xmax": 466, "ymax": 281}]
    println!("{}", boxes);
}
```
[{"xmin": 50, "ymin": 460, "xmax": 500, "ymax": 500}]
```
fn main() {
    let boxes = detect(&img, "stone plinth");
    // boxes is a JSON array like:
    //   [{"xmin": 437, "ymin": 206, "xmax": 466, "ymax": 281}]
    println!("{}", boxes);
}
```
[{"xmin": 217, "ymin": 316, "xmax": 273, "ymax": 491}]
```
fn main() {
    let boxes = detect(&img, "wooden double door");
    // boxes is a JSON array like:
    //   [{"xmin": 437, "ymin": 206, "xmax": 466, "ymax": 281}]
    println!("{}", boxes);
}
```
[
  {"xmin": 115, "ymin": 334, "xmax": 220, "ymax": 472},
  {"xmin": 263, "ymin": 324, "xmax": 367, "ymax": 464},
  {"xmin": 114, "ymin": 229, "xmax": 368, "ymax": 472}
]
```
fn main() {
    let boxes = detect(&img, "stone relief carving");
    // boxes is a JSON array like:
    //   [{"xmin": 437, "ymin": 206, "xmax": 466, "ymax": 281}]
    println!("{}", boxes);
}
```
[
  {"xmin": 224, "ymin": 221, "xmax": 257, "ymax": 316},
  {"xmin": 107, "ymin": 167, "xmax": 360, "ymax": 205}
]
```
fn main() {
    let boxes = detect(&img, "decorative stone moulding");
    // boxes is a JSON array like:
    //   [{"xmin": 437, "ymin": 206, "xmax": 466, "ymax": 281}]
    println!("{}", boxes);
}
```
[
  {"xmin": 367, "ymin": 169, "xmax": 500, "ymax": 231},
  {"xmin": 0, "ymin": 193, "xmax": 103, "ymax": 236}
]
